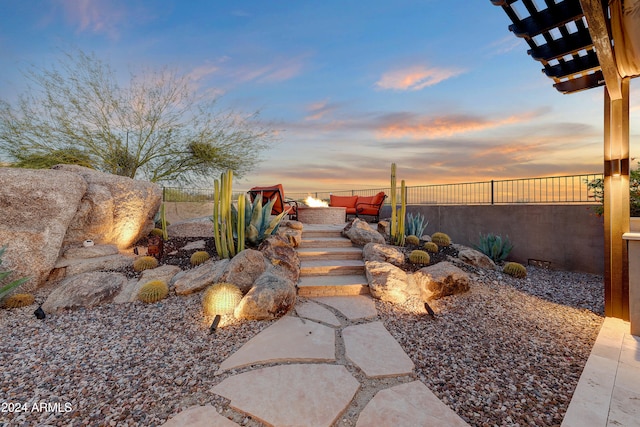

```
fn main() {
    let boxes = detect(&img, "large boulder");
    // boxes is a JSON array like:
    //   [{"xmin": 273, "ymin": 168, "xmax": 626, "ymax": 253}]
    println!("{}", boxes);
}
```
[
  {"xmin": 259, "ymin": 235, "xmax": 301, "ymax": 283},
  {"xmin": 0, "ymin": 167, "xmax": 88, "ymax": 291},
  {"xmin": 456, "ymin": 246, "xmax": 497, "ymax": 270},
  {"xmin": 413, "ymin": 261, "xmax": 471, "ymax": 300},
  {"xmin": 219, "ymin": 249, "xmax": 268, "ymax": 294},
  {"xmin": 343, "ymin": 218, "xmax": 385, "ymax": 246},
  {"xmin": 171, "ymin": 259, "xmax": 229, "ymax": 295},
  {"xmin": 365, "ymin": 261, "xmax": 420, "ymax": 304},
  {"xmin": 277, "ymin": 221, "xmax": 303, "ymax": 248},
  {"xmin": 115, "ymin": 265, "xmax": 182, "ymax": 303},
  {"xmin": 53, "ymin": 164, "xmax": 161, "ymax": 249},
  {"xmin": 234, "ymin": 272, "xmax": 296, "ymax": 320},
  {"xmin": 42, "ymin": 271, "xmax": 127, "ymax": 313},
  {"xmin": 362, "ymin": 243, "xmax": 405, "ymax": 266}
]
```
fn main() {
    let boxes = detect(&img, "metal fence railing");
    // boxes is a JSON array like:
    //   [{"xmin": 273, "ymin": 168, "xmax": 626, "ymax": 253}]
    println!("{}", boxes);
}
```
[{"xmin": 163, "ymin": 173, "xmax": 603, "ymax": 205}]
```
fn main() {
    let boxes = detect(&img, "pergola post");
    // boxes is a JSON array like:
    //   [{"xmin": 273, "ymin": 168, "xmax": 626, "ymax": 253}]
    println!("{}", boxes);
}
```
[{"xmin": 603, "ymin": 78, "xmax": 630, "ymax": 319}]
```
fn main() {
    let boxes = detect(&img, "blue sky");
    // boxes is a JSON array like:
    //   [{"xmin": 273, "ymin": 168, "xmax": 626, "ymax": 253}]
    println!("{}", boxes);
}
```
[{"xmin": 1, "ymin": 0, "xmax": 638, "ymax": 192}]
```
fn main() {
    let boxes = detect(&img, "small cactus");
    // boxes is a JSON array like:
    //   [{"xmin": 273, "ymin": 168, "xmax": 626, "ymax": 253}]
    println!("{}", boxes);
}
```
[
  {"xmin": 3, "ymin": 293, "xmax": 35, "ymax": 308},
  {"xmin": 150, "ymin": 228, "xmax": 164, "ymax": 237},
  {"xmin": 190, "ymin": 251, "xmax": 211, "ymax": 266},
  {"xmin": 408, "ymin": 250, "xmax": 430, "ymax": 264},
  {"xmin": 405, "ymin": 235, "xmax": 420, "ymax": 246},
  {"xmin": 137, "ymin": 280, "xmax": 169, "ymax": 303},
  {"xmin": 424, "ymin": 241, "xmax": 439, "ymax": 253},
  {"xmin": 431, "ymin": 232, "xmax": 451, "ymax": 247},
  {"xmin": 202, "ymin": 283, "xmax": 242, "ymax": 316},
  {"xmin": 133, "ymin": 256, "xmax": 159, "ymax": 272},
  {"xmin": 503, "ymin": 262, "xmax": 527, "ymax": 278}
]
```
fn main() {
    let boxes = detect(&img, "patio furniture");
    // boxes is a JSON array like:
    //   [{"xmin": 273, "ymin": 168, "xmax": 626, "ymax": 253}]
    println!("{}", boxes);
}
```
[
  {"xmin": 329, "ymin": 192, "xmax": 386, "ymax": 222},
  {"xmin": 248, "ymin": 184, "xmax": 298, "ymax": 220}
]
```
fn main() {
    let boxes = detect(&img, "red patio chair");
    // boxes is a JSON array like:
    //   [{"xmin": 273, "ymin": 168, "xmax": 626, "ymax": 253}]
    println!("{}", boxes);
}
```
[{"xmin": 248, "ymin": 184, "xmax": 298, "ymax": 220}]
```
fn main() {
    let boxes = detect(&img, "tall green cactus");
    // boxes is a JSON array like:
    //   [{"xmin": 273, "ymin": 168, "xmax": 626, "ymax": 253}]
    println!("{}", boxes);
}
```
[
  {"xmin": 236, "ymin": 193, "xmax": 245, "ymax": 253},
  {"xmin": 213, "ymin": 170, "xmax": 236, "ymax": 259},
  {"xmin": 390, "ymin": 163, "xmax": 397, "ymax": 239},
  {"xmin": 395, "ymin": 179, "xmax": 406, "ymax": 245},
  {"xmin": 159, "ymin": 202, "xmax": 168, "ymax": 241}
]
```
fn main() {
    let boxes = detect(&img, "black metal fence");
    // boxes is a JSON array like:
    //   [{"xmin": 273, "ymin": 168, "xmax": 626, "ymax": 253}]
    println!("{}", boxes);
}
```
[{"xmin": 164, "ymin": 173, "xmax": 603, "ymax": 205}]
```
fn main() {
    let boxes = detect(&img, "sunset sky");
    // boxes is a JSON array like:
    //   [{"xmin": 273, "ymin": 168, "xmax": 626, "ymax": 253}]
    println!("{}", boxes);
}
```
[{"xmin": 1, "ymin": 0, "xmax": 638, "ymax": 192}]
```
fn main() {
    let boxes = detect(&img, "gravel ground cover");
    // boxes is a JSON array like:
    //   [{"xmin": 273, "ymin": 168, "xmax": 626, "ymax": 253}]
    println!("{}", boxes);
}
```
[{"xmin": 1, "ymin": 265, "xmax": 603, "ymax": 426}]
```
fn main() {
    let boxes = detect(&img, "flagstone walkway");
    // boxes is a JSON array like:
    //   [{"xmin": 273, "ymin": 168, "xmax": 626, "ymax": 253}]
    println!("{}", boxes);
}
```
[{"xmin": 161, "ymin": 295, "xmax": 469, "ymax": 427}]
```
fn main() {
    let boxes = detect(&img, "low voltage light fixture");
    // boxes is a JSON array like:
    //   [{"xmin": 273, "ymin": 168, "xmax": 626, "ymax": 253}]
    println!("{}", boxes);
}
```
[{"xmin": 202, "ymin": 283, "xmax": 242, "ymax": 335}]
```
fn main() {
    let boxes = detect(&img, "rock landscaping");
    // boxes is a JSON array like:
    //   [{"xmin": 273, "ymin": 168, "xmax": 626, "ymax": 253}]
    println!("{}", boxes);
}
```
[{"xmin": 0, "ymin": 175, "xmax": 606, "ymax": 426}]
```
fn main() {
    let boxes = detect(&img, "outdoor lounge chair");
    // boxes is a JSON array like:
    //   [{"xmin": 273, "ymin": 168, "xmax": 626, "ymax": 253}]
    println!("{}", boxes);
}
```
[
  {"xmin": 329, "ymin": 191, "xmax": 386, "ymax": 222},
  {"xmin": 248, "ymin": 184, "xmax": 298, "ymax": 220}
]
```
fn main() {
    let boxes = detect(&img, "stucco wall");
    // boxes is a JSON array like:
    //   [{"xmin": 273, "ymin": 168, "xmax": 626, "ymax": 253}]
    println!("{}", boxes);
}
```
[{"xmin": 381, "ymin": 204, "xmax": 604, "ymax": 275}]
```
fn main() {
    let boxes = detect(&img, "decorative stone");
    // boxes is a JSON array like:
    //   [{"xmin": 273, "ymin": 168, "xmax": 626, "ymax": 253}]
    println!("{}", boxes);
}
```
[
  {"xmin": 219, "ymin": 249, "xmax": 267, "ymax": 294},
  {"xmin": 457, "ymin": 246, "xmax": 497, "ymax": 270},
  {"xmin": 259, "ymin": 235, "xmax": 300, "ymax": 283},
  {"xmin": 57, "ymin": 254, "xmax": 134, "ymax": 277},
  {"xmin": 362, "ymin": 243, "xmax": 405, "ymax": 265},
  {"xmin": 277, "ymin": 223, "xmax": 303, "ymax": 247},
  {"xmin": 0, "ymin": 167, "xmax": 88, "ymax": 291},
  {"xmin": 211, "ymin": 364, "xmax": 360, "ymax": 427},
  {"xmin": 60, "ymin": 244, "xmax": 119, "ymax": 261},
  {"xmin": 218, "ymin": 316, "xmax": 335, "ymax": 372},
  {"xmin": 161, "ymin": 405, "xmax": 240, "ymax": 427},
  {"xmin": 377, "ymin": 220, "xmax": 390, "ymax": 237},
  {"xmin": 365, "ymin": 261, "xmax": 420, "ymax": 304},
  {"xmin": 343, "ymin": 218, "xmax": 385, "ymax": 246},
  {"xmin": 343, "ymin": 321, "xmax": 415, "ymax": 378},
  {"xmin": 42, "ymin": 271, "xmax": 127, "ymax": 313},
  {"xmin": 413, "ymin": 261, "xmax": 471, "ymax": 300},
  {"xmin": 171, "ymin": 259, "xmax": 229, "ymax": 295},
  {"xmin": 356, "ymin": 381, "xmax": 469, "ymax": 427},
  {"xmin": 54, "ymin": 164, "xmax": 161, "ymax": 249},
  {"xmin": 140, "ymin": 264, "xmax": 182, "ymax": 284},
  {"xmin": 234, "ymin": 272, "xmax": 296, "ymax": 320}
]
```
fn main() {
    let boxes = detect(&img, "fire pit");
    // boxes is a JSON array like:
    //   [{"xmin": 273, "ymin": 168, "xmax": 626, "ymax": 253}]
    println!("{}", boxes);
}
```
[{"xmin": 297, "ymin": 196, "xmax": 346, "ymax": 224}]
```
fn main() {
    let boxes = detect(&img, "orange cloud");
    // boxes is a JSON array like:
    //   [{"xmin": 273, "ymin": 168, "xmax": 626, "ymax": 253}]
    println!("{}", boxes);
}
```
[
  {"xmin": 376, "ymin": 111, "xmax": 539, "ymax": 139},
  {"xmin": 304, "ymin": 100, "xmax": 341, "ymax": 121},
  {"xmin": 376, "ymin": 65, "xmax": 462, "ymax": 91}
]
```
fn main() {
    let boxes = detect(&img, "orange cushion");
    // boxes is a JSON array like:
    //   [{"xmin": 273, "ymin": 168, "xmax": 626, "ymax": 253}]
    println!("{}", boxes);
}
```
[{"xmin": 330, "ymin": 195, "xmax": 358, "ymax": 209}]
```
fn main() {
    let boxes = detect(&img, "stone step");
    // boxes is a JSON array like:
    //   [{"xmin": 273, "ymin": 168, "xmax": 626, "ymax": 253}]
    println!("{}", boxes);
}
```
[
  {"xmin": 299, "ymin": 237, "xmax": 354, "ymax": 248},
  {"xmin": 297, "ymin": 274, "xmax": 369, "ymax": 297},
  {"xmin": 300, "ymin": 260, "xmax": 365, "ymax": 276},
  {"xmin": 297, "ymin": 247, "xmax": 363, "ymax": 261},
  {"xmin": 302, "ymin": 229, "xmax": 344, "ymax": 239}
]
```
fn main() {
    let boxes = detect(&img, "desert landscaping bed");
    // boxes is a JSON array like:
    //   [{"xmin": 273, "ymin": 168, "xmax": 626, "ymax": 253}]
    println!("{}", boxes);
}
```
[{"xmin": 1, "ymin": 263, "xmax": 603, "ymax": 427}]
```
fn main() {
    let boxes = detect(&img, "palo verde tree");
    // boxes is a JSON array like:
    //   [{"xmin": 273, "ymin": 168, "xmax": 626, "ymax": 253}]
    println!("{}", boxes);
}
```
[{"xmin": 0, "ymin": 49, "xmax": 276, "ymax": 184}]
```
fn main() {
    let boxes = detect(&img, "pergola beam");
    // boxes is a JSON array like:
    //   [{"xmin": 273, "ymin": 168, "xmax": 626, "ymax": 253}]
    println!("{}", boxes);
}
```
[{"xmin": 579, "ymin": 0, "xmax": 622, "ymax": 99}]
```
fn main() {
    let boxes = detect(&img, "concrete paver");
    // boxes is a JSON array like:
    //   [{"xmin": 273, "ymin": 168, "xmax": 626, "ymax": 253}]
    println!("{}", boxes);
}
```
[
  {"xmin": 343, "ymin": 321, "xmax": 415, "ymax": 378},
  {"xmin": 296, "ymin": 300, "xmax": 342, "ymax": 326},
  {"xmin": 356, "ymin": 381, "xmax": 468, "ymax": 427},
  {"xmin": 160, "ymin": 405, "xmax": 240, "ymax": 427},
  {"xmin": 211, "ymin": 364, "xmax": 360, "ymax": 427},
  {"xmin": 312, "ymin": 295, "xmax": 377, "ymax": 320},
  {"xmin": 218, "ymin": 316, "xmax": 335, "ymax": 372}
]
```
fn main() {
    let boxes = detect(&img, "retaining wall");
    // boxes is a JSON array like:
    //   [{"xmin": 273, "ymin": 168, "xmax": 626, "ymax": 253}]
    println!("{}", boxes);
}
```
[{"xmin": 380, "ymin": 204, "xmax": 604, "ymax": 275}]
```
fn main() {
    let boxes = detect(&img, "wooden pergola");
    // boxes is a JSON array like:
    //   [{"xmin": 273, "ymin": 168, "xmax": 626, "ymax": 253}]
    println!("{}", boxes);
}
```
[{"xmin": 491, "ymin": 0, "xmax": 637, "ymax": 319}]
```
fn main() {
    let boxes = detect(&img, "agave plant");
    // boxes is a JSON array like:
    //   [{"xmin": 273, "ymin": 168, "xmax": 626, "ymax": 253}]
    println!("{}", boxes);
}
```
[
  {"xmin": 405, "ymin": 212, "xmax": 428, "ymax": 237},
  {"xmin": 0, "ymin": 245, "xmax": 30, "ymax": 301},
  {"xmin": 233, "ymin": 193, "xmax": 287, "ymax": 246},
  {"xmin": 474, "ymin": 233, "xmax": 513, "ymax": 262}
]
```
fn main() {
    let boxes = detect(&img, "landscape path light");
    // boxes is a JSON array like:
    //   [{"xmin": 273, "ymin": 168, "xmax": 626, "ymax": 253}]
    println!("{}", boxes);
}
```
[{"xmin": 202, "ymin": 283, "xmax": 242, "ymax": 335}]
